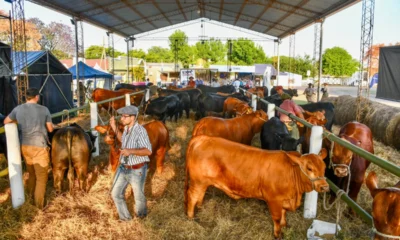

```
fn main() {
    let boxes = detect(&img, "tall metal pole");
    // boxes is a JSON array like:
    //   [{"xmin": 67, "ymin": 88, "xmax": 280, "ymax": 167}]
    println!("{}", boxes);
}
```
[
  {"xmin": 276, "ymin": 39, "xmax": 280, "ymax": 86},
  {"xmin": 356, "ymin": 0, "xmax": 375, "ymax": 122},
  {"xmin": 317, "ymin": 20, "xmax": 324, "ymax": 101},
  {"xmin": 73, "ymin": 17, "xmax": 80, "ymax": 108},
  {"xmin": 126, "ymin": 38, "xmax": 130, "ymax": 83}
]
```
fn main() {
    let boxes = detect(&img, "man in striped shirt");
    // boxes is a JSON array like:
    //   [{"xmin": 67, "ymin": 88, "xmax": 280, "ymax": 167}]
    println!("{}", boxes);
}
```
[{"xmin": 109, "ymin": 105, "xmax": 152, "ymax": 220}]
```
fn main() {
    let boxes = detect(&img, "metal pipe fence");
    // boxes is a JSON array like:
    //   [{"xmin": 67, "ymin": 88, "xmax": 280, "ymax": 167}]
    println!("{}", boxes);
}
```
[{"xmin": 240, "ymin": 88, "xmax": 400, "ymax": 224}]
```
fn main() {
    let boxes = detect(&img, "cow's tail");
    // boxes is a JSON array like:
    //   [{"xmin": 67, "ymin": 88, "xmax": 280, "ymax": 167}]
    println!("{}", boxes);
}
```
[
  {"xmin": 184, "ymin": 149, "xmax": 190, "ymax": 211},
  {"xmin": 67, "ymin": 130, "xmax": 74, "ymax": 192},
  {"xmin": 366, "ymin": 171, "xmax": 379, "ymax": 198}
]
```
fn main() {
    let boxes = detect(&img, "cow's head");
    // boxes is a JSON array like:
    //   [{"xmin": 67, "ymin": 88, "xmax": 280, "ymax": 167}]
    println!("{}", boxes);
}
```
[
  {"xmin": 288, "ymin": 88, "xmax": 299, "ymax": 97},
  {"xmin": 304, "ymin": 110, "xmax": 326, "ymax": 121},
  {"xmin": 286, "ymin": 148, "xmax": 329, "ymax": 192},
  {"xmin": 331, "ymin": 135, "xmax": 360, "ymax": 177},
  {"xmin": 276, "ymin": 134, "xmax": 304, "ymax": 151},
  {"xmin": 366, "ymin": 171, "xmax": 400, "ymax": 240}
]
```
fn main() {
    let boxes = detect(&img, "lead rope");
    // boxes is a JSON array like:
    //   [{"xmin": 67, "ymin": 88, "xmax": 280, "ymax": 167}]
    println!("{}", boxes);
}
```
[{"xmin": 323, "ymin": 139, "xmax": 352, "ymax": 237}]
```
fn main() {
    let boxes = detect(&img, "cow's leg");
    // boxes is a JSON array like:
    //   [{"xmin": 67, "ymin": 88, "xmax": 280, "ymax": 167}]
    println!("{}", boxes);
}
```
[
  {"xmin": 347, "ymin": 176, "xmax": 364, "ymax": 215},
  {"xmin": 186, "ymin": 108, "xmax": 190, "ymax": 119},
  {"xmin": 155, "ymin": 148, "xmax": 166, "ymax": 175},
  {"xmin": 186, "ymin": 184, "xmax": 208, "ymax": 218},
  {"xmin": 53, "ymin": 166, "xmax": 66, "ymax": 193},
  {"xmin": 280, "ymin": 209, "xmax": 287, "ymax": 228},
  {"xmin": 268, "ymin": 201, "xmax": 283, "ymax": 239},
  {"xmin": 76, "ymin": 164, "xmax": 88, "ymax": 192}
]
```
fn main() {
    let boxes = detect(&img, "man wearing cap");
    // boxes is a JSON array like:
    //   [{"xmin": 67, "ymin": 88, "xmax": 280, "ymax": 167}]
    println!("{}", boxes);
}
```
[
  {"xmin": 4, "ymin": 88, "xmax": 54, "ymax": 209},
  {"xmin": 187, "ymin": 76, "xmax": 196, "ymax": 88},
  {"xmin": 303, "ymin": 83, "xmax": 316, "ymax": 103},
  {"xmin": 275, "ymin": 86, "xmax": 292, "ymax": 100},
  {"xmin": 321, "ymin": 83, "xmax": 329, "ymax": 101},
  {"xmin": 109, "ymin": 105, "xmax": 152, "ymax": 220}
]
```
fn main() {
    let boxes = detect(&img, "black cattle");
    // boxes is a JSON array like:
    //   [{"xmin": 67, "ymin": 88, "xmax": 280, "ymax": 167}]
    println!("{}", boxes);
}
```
[
  {"xmin": 158, "ymin": 90, "xmax": 191, "ymax": 118},
  {"xmin": 51, "ymin": 123, "xmax": 97, "ymax": 193},
  {"xmin": 213, "ymin": 92, "xmax": 250, "ymax": 104},
  {"xmin": 145, "ymin": 95, "xmax": 181, "ymax": 123},
  {"xmin": 0, "ymin": 114, "xmax": 6, "ymax": 161},
  {"xmin": 259, "ymin": 94, "xmax": 283, "ymax": 116},
  {"xmin": 158, "ymin": 88, "xmax": 202, "ymax": 110},
  {"xmin": 197, "ymin": 84, "xmax": 235, "ymax": 94},
  {"xmin": 270, "ymin": 87, "xmax": 298, "ymax": 97},
  {"xmin": 260, "ymin": 117, "xmax": 303, "ymax": 151},
  {"xmin": 195, "ymin": 93, "xmax": 250, "ymax": 120},
  {"xmin": 195, "ymin": 94, "xmax": 226, "ymax": 120},
  {"xmin": 300, "ymin": 102, "xmax": 335, "ymax": 131},
  {"xmin": 114, "ymin": 83, "xmax": 147, "ymax": 91}
]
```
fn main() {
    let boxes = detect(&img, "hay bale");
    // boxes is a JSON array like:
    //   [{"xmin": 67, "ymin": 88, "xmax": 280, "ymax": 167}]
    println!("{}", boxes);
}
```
[
  {"xmin": 332, "ymin": 95, "xmax": 359, "ymax": 125},
  {"xmin": 332, "ymin": 95, "xmax": 400, "ymax": 150}
]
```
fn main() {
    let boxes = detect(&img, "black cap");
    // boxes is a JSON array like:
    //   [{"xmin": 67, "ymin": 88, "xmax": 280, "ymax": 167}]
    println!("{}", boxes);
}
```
[
  {"xmin": 189, "ymin": 76, "xmax": 194, "ymax": 79},
  {"xmin": 26, "ymin": 88, "xmax": 41, "ymax": 97}
]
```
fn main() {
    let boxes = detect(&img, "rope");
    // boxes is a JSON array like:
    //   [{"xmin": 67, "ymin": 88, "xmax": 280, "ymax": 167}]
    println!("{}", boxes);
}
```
[{"xmin": 371, "ymin": 222, "xmax": 400, "ymax": 239}]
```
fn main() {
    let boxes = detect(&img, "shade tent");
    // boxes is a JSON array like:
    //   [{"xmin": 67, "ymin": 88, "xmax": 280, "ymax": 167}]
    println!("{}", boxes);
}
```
[
  {"xmin": 12, "ymin": 51, "xmax": 73, "ymax": 119},
  {"xmin": 0, "ymin": 42, "xmax": 17, "ymax": 115},
  {"xmin": 376, "ymin": 46, "xmax": 400, "ymax": 101},
  {"xmin": 69, "ymin": 61, "xmax": 113, "ymax": 89}
]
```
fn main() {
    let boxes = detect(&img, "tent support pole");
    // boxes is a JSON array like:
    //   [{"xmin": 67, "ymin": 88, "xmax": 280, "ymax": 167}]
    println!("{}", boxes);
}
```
[{"xmin": 50, "ymin": 75, "xmax": 73, "ymax": 109}]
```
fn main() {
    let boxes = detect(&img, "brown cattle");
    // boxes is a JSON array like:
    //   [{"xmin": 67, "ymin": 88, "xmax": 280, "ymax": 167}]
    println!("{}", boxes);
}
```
[
  {"xmin": 51, "ymin": 124, "xmax": 97, "ymax": 193},
  {"xmin": 366, "ymin": 171, "xmax": 400, "ymax": 240},
  {"xmin": 95, "ymin": 120, "xmax": 170, "ymax": 174},
  {"xmin": 192, "ymin": 110, "xmax": 268, "ymax": 145},
  {"xmin": 223, "ymin": 97, "xmax": 253, "ymax": 118},
  {"xmin": 330, "ymin": 122, "xmax": 374, "ymax": 205},
  {"xmin": 246, "ymin": 87, "xmax": 264, "ymax": 98},
  {"xmin": 185, "ymin": 135, "xmax": 329, "ymax": 239},
  {"xmin": 91, "ymin": 88, "xmax": 143, "ymax": 112}
]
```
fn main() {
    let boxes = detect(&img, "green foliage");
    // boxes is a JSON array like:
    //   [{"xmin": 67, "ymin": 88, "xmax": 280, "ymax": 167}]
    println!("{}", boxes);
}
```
[
  {"xmin": 132, "ymin": 66, "xmax": 145, "ymax": 81},
  {"xmin": 145, "ymin": 46, "xmax": 174, "ymax": 63},
  {"xmin": 129, "ymin": 49, "xmax": 146, "ymax": 59},
  {"xmin": 195, "ymin": 39, "xmax": 226, "ymax": 64},
  {"xmin": 85, "ymin": 45, "xmax": 105, "ymax": 59},
  {"xmin": 272, "ymin": 55, "xmax": 315, "ymax": 78},
  {"xmin": 322, "ymin": 47, "xmax": 358, "ymax": 77},
  {"xmin": 168, "ymin": 30, "xmax": 196, "ymax": 68},
  {"xmin": 106, "ymin": 47, "xmax": 125, "ymax": 58},
  {"xmin": 229, "ymin": 38, "xmax": 268, "ymax": 65},
  {"xmin": 51, "ymin": 49, "xmax": 70, "ymax": 59}
]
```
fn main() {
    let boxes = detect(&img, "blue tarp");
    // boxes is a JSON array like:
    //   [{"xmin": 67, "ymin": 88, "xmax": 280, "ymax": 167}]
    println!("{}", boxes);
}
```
[
  {"xmin": 12, "ymin": 51, "xmax": 70, "ymax": 75},
  {"xmin": 69, "ymin": 61, "xmax": 112, "ymax": 79},
  {"xmin": 369, "ymin": 73, "xmax": 378, "ymax": 88}
]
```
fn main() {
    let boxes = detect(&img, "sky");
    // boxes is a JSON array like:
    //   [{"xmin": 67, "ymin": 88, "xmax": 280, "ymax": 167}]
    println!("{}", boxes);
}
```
[{"xmin": 0, "ymin": 0, "xmax": 399, "ymax": 60}]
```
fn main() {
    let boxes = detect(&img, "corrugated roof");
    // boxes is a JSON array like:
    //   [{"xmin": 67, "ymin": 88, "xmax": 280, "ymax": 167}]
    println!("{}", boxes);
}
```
[{"xmin": 27, "ymin": 0, "xmax": 360, "ymax": 39}]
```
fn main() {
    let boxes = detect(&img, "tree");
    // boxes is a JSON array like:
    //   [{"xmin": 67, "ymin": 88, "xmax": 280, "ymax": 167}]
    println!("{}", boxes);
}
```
[
  {"xmin": 229, "ymin": 38, "xmax": 268, "ymax": 65},
  {"xmin": 169, "ymin": 30, "xmax": 193, "ymax": 67},
  {"xmin": 52, "ymin": 49, "xmax": 70, "ymax": 59},
  {"xmin": 129, "ymin": 49, "xmax": 146, "ymax": 59},
  {"xmin": 145, "ymin": 46, "xmax": 173, "ymax": 63},
  {"xmin": 106, "ymin": 47, "xmax": 125, "ymax": 58},
  {"xmin": 85, "ymin": 45, "xmax": 105, "ymax": 59},
  {"xmin": 195, "ymin": 38, "xmax": 226, "ymax": 66},
  {"xmin": 0, "ymin": 11, "xmax": 41, "ymax": 50},
  {"xmin": 28, "ymin": 18, "xmax": 74, "ymax": 56},
  {"xmin": 132, "ymin": 66, "xmax": 145, "ymax": 81},
  {"xmin": 322, "ymin": 47, "xmax": 358, "ymax": 77}
]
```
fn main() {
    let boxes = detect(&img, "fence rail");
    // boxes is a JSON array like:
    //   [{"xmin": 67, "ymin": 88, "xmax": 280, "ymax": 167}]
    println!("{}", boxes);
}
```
[
  {"xmin": 241, "ymin": 88, "xmax": 400, "ymax": 225},
  {"xmin": 0, "ymin": 90, "xmax": 145, "ymax": 133}
]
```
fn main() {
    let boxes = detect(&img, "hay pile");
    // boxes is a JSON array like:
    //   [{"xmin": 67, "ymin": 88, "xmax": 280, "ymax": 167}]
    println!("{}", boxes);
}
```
[
  {"xmin": 2, "ymin": 110, "xmax": 400, "ymax": 239},
  {"xmin": 325, "ymin": 95, "xmax": 400, "ymax": 150}
]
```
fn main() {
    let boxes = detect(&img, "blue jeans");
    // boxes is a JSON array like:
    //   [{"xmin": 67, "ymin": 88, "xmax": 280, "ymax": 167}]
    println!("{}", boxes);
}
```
[{"xmin": 111, "ymin": 163, "xmax": 148, "ymax": 220}]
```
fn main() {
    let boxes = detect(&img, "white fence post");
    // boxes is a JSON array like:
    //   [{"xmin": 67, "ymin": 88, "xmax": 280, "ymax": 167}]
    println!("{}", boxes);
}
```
[
  {"xmin": 267, "ymin": 104, "xmax": 275, "ymax": 118},
  {"xmin": 145, "ymin": 89, "xmax": 150, "ymax": 102},
  {"xmin": 125, "ymin": 93, "xmax": 131, "ymax": 106},
  {"xmin": 252, "ymin": 94, "xmax": 257, "ymax": 111},
  {"xmin": 5, "ymin": 123, "xmax": 25, "ymax": 208},
  {"xmin": 304, "ymin": 125, "xmax": 324, "ymax": 219},
  {"xmin": 90, "ymin": 102, "xmax": 99, "ymax": 157}
]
